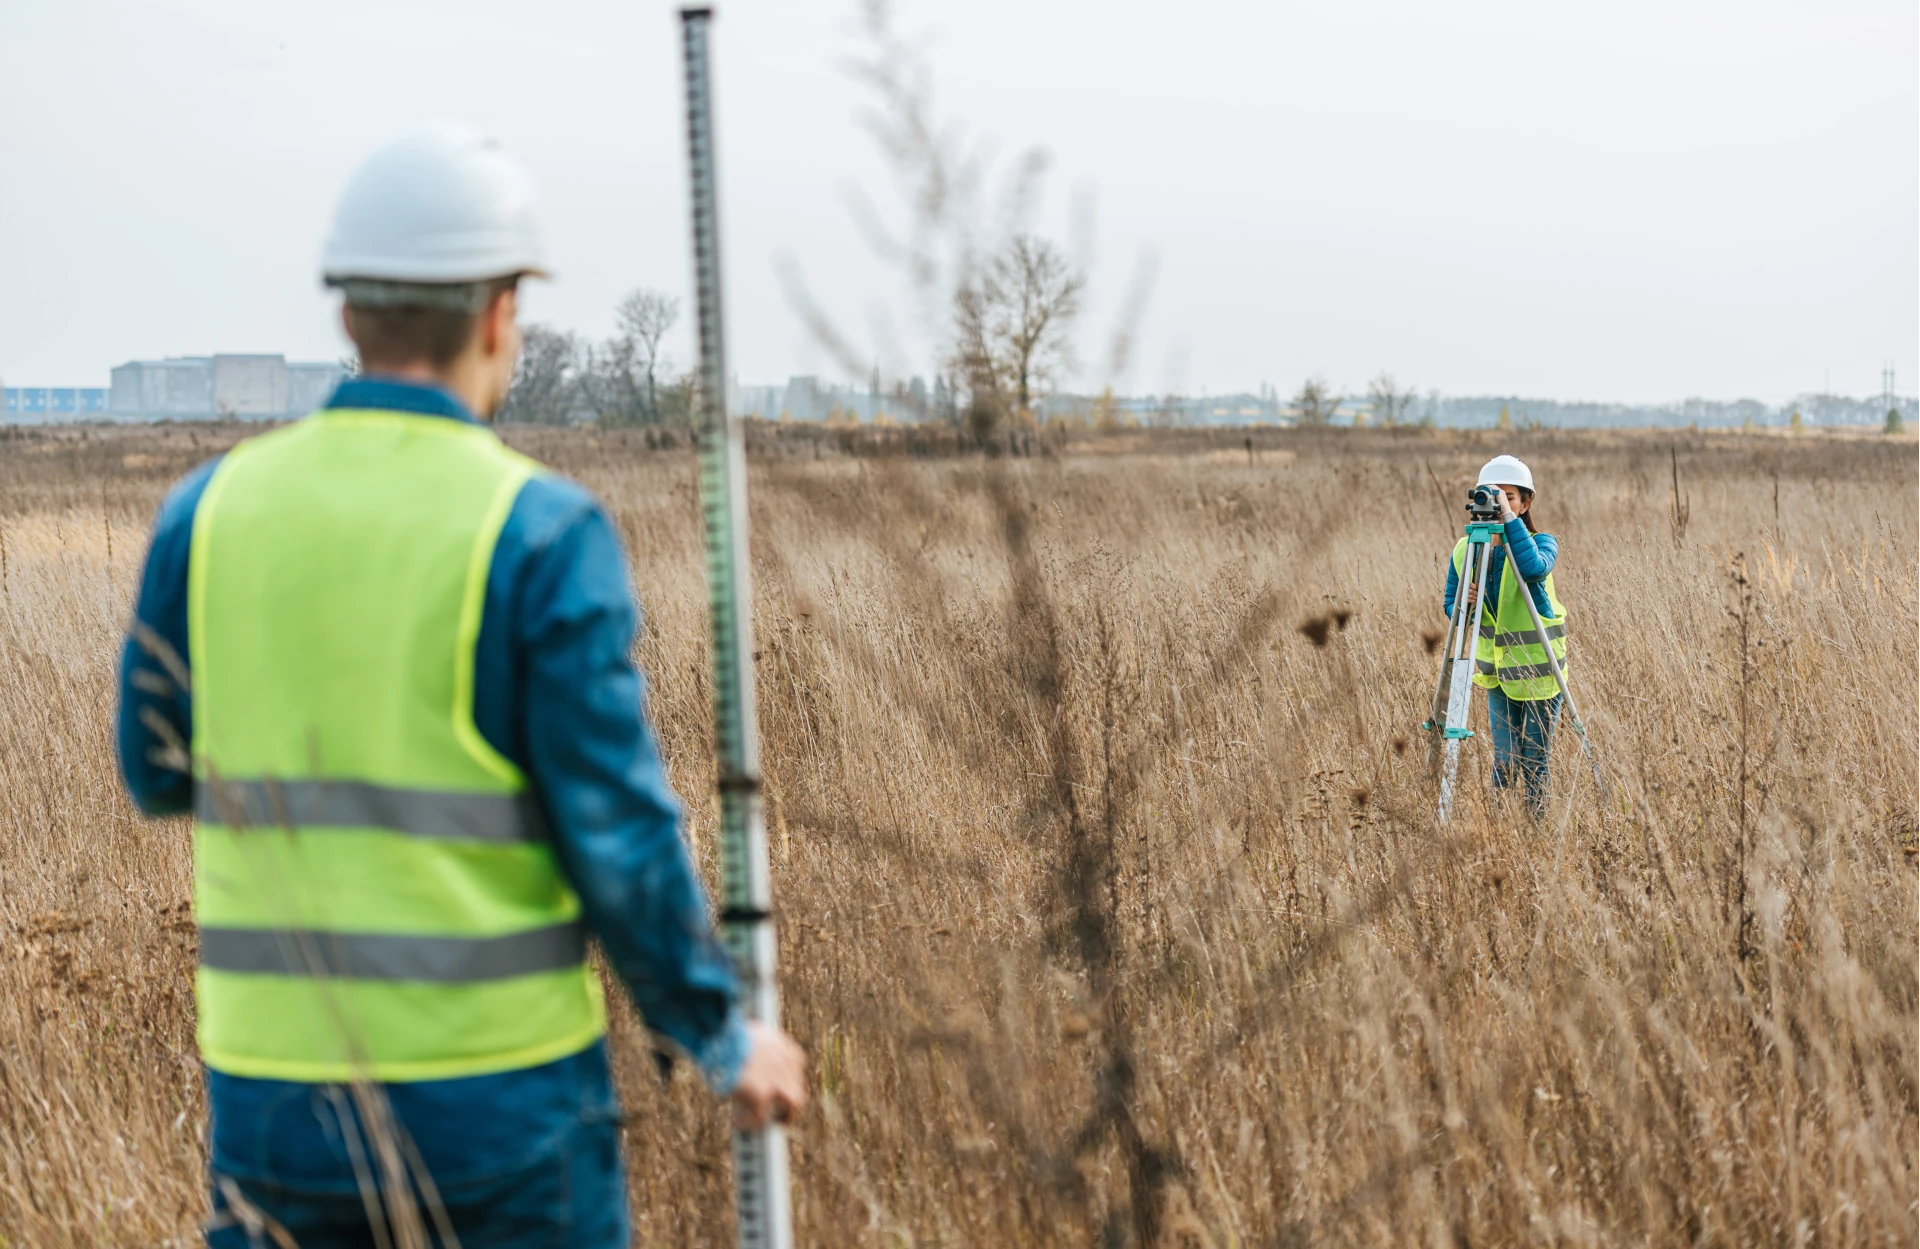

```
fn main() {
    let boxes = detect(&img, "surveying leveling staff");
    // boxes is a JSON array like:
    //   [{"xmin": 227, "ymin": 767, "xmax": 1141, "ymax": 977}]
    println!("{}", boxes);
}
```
[
  {"xmin": 1441, "ymin": 455, "xmax": 1571, "ymax": 819},
  {"xmin": 117, "ymin": 126, "xmax": 807, "ymax": 1247}
]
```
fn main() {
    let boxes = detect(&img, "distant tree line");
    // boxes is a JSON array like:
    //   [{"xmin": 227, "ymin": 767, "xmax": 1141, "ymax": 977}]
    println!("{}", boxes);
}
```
[
  {"xmin": 1285, "ymin": 374, "xmax": 1422, "ymax": 428},
  {"xmin": 944, "ymin": 235, "xmax": 1437, "ymax": 438},
  {"xmin": 500, "ymin": 288, "xmax": 692, "ymax": 427},
  {"xmin": 507, "ymin": 252, "xmax": 1354, "ymax": 441}
]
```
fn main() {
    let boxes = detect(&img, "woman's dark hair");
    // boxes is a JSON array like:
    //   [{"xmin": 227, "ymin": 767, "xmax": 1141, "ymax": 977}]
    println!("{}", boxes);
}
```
[{"xmin": 1517, "ymin": 487, "xmax": 1537, "ymax": 533}]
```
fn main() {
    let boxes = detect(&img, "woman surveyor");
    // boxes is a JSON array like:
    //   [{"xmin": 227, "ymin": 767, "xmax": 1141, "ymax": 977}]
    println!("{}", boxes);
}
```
[{"xmin": 1442, "ymin": 455, "xmax": 1570, "ymax": 818}]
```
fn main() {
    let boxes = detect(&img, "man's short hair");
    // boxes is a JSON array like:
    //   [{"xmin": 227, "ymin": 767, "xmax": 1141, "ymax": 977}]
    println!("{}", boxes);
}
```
[{"xmin": 344, "ymin": 276, "xmax": 518, "ymax": 370}]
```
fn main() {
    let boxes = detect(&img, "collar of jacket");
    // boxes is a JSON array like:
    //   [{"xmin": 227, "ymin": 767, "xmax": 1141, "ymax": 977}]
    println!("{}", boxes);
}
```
[{"xmin": 324, "ymin": 376, "xmax": 479, "ymax": 425}]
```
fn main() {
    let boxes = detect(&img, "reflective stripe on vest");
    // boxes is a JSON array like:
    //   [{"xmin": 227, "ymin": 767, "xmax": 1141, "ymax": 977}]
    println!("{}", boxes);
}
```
[
  {"xmin": 188, "ymin": 410, "xmax": 605, "ymax": 1083},
  {"xmin": 200, "ymin": 921, "xmax": 586, "ymax": 982},
  {"xmin": 1494, "ymin": 623, "xmax": 1564, "ymax": 648},
  {"xmin": 195, "ymin": 779, "xmax": 547, "ymax": 844}
]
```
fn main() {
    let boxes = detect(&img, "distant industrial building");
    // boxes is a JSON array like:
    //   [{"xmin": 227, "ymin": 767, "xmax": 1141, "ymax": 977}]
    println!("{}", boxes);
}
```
[
  {"xmin": 734, "ymin": 374, "xmax": 945, "ymax": 424},
  {"xmin": 106, "ymin": 355, "xmax": 345, "ymax": 420},
  {"xmin": 3, "ymin": 355, "xmax": 346, "ymax": 423},
  {"xmin": 3, "ymin": 387, "xmax": 110, "ymax": 417}
]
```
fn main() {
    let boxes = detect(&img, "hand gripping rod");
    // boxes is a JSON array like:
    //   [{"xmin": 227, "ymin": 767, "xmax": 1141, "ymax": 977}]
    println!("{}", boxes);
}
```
[{"xmin": 679, "ymin": 10, "xmax": 794, "ymax": 1248}]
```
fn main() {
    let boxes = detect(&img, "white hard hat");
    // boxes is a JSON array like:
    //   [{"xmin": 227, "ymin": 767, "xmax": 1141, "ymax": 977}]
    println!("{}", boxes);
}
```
[
  {"xmin": 321, "ymin": 124, "xmax": 548, "ymax": 300},
  {"xmin": 1476, "ymin": 454, "xmax": 1534, "ymax": 492}
]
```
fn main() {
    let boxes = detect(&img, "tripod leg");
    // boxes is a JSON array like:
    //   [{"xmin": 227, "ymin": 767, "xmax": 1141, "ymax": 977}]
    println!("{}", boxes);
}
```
[
  {"xmin": 1437, "ymin": 538, "xmax": 1496, "ymax": 826},
  {"xmin": 1513, "ymin": 569, "xmax": 1608, "ymax": 808},
  {"xmin": 1426, "ymin": 561, "xmax": 1477, "ymax": 777}
]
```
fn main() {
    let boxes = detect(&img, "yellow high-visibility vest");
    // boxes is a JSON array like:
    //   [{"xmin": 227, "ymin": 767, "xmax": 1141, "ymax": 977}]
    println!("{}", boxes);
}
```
[
  {"xmin": 189, "ymin": 409, "xmax": 604, "ymax": 1082},
  {"xmin": 1450, "ymin": 536, "xmax": 1569, "ymax": 702}
]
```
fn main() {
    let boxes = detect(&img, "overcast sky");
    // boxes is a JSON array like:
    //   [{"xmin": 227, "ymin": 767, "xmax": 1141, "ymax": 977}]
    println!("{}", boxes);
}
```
[{"xmin": 3, "ymin": 0, "xmax": 1914, "ymax": 403}]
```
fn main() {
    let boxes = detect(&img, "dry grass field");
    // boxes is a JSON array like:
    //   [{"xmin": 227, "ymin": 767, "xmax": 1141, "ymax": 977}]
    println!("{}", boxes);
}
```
[{"xmin": 0, "ymin": 421, "xmax": 1914, "ymax": 1247}]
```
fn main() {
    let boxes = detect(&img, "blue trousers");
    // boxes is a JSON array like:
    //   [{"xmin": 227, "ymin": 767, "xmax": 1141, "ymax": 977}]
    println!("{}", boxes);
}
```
[
  {"xmin": 204, "ymin": 1043, "xmax": 628, "ymax": 1249},
  {"xmin": 1487, "ymin": 687, "xmax": 1560, "ymax": 818}
]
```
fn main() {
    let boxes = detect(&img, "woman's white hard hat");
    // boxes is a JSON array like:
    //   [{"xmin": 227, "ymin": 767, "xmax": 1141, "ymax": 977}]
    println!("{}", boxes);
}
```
[
  {"xmin": 321, "ymin": 124, "xmax": 549, "ymax": 291},
  {"xmin": 1476, "ymin": 454, "xmax": 1534, "ymax": 492}
]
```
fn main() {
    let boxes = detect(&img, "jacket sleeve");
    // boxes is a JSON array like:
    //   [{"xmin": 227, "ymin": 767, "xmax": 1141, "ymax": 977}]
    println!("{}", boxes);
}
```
[
  {"xmin": 1503, "ymin": 521, "xmax": 1556, "ymax": 581},
  {"xmin": 1442, "ymin": 558, "xmax": 1460, "ymax": 621},
  {"xmin": 118, "ymin": 459, "xmax": 221, "ymax": 817},
  {"xmin": 1502, "ymin": 525, "xmax": 1559, "ymax": 619},
  {"xmin": 515, "ymin": 498, "xmax": 751, "ymax": 1094}
]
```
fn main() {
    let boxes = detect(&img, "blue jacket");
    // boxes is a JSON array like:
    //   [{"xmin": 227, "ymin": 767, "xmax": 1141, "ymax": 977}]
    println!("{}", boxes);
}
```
[
  {"xmin": 1442, "ymin": 519, "xmax": 1558, "ymax": 621},
  {"xmin": 118, "ymin": 378, "xmax": 749, "ymax": 1186}
]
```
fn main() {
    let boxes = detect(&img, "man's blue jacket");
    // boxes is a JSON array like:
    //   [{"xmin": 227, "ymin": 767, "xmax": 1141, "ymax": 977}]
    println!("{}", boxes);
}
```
[{"xmin": 117, "ymin": 377, "xmax": 749, "ymax": 1187}]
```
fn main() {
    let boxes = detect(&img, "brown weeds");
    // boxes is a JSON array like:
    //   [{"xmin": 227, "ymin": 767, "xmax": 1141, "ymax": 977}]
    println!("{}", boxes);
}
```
[{"xmin": 0, "ymin": 421, "xmax": 1914, "ymax": 1246}]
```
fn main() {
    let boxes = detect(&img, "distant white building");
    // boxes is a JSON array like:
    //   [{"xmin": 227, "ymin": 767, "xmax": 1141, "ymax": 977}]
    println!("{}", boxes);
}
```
[
  {"xmin": 211, "ymin": 354, "xmax": 287, "ymax": 416},
  {"xmin": 111, "ymin": 358, "xmax": 213, "ymax": 416},
  {"xmin": 109, "ymin": 355, "xmax": 346, "ymax": 420},
  {"xmin": 732, "ymin": 374, "xmax": 936, "ymax": 423},
  {"xmin": 288, "ymin": 362, "xmax": 343, "ymax": 413}
]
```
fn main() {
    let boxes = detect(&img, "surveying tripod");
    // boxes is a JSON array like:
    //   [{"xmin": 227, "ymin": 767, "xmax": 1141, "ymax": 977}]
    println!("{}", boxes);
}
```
[{"xmin": 1424, "ymin": 489, "xmax": 1606, "ymax": 825}]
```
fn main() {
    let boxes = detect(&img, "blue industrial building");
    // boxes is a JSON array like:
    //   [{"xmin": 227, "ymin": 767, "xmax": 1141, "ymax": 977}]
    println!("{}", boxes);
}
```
[{"xmin": 4, "ymin": 387, "xmax": 110, "ymax": 417}]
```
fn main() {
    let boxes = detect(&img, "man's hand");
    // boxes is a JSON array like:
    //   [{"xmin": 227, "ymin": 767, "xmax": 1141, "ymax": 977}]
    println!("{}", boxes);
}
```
[{"xmin": 731, "ymin": 1020, "xmax": 808, "ymax": 1130}]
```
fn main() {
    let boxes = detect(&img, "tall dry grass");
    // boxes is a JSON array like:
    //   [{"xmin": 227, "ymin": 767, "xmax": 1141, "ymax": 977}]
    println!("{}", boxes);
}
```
[{"xmin": 0, "ymin": 421, "xmax": 1913, "ymax": 1246}]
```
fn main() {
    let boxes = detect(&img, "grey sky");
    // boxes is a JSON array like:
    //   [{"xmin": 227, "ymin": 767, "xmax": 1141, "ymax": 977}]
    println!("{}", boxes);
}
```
[{"xmin": 3, "ymin": 0, "xmax": 1914, "ymax": 404}]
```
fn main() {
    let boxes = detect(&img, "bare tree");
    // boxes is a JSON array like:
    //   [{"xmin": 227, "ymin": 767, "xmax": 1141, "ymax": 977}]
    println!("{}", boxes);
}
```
[
  {"xmin": 772, "ymin": 3, "xmax": 1151, "ymax": 445},
  {"xmin": 615, "ymin": 289, "xmax": 679, "ymax": 421},
  {"xmin": 573, "ymin": 338, "xmax": 638, "ymax": 426},
  {"xmin": 953, "ymin": 234, "xmax": 1085, "ymax": 430},
  {"xmin": 1365, "ymin": 373, "xmax": 1415, "ymax": 427},
  {"xmin": 572, "ymin": 289, "xmax": 683, "ymax": 428},
  {"xmin": 500, "ymin": 325, "xmax": 581, "ymax": 425},
  {"xmin": 1291, "ymin": 376, "xmax": 1343, "ymax": 427},
  {"xmin": 992, "ymin": 235, "xmax": 1084, "ymax": 417},
  {"xmin": 951, "ymin": 281, "xmax": 1005, "ymax": 439}
]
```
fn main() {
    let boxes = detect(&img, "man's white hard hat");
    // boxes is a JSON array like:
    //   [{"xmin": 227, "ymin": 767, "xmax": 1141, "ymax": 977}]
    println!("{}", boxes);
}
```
[
  {"xmin": 1476, "ymin": 454, "xmax": 1534, "ymax": 492},
  {"xmin": 321, "ymin": 125, "xmax": 548, "ymax": 303}
]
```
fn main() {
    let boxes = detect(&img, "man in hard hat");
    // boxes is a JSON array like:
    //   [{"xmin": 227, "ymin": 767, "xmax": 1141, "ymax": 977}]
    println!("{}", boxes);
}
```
[{"xmin": 117, "ymin": 125, "xmax": 806, "ymax": 1248}]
